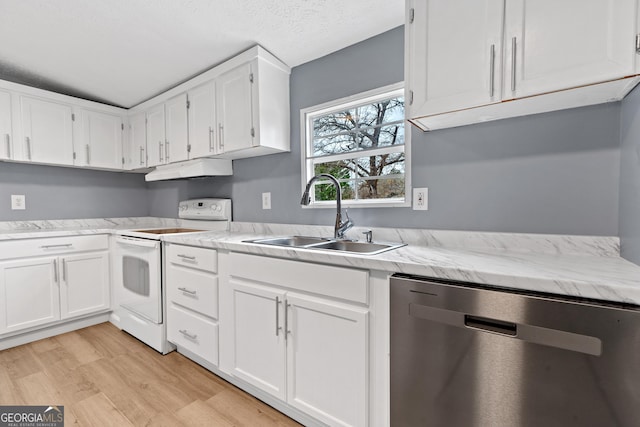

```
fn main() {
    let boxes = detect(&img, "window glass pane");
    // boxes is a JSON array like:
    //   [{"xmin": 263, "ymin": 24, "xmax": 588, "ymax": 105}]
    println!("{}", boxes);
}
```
[
  {"xmin": 314, "ymin": 181, "xmax": 356, "ymax": 201},
  {"xmin": 313, "ymin": 133, "xmax": 359, "ymax": 156},
  {"xmin": 355, "ymin": 97, "xmax": 404, "ymax": 127},
  {"xmin": 360, "ymin": 124, "xmax": 404, "ymax": 149},
  {"xmin": 357, "ymin": 177, "xmax": 405, "ymax": 199},
  {"xmin": 313, "ymin": 109, "xmax": 358, "ymax": 139}
]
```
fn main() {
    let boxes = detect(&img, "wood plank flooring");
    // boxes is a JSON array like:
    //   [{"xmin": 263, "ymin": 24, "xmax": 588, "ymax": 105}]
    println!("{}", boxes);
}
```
[{"xmin": 0, "ymin": 322, "xmax": 301, "ymax": 426}]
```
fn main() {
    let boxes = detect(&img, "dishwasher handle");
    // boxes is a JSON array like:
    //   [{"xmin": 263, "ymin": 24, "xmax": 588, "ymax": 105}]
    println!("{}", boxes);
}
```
[
  {"xmin": 409, "ymin": 303, "xmax": 602, "ymax": 356},
  {"xmin": 465, "ymin": 315, "xmax": 517, "ymax": 336}
]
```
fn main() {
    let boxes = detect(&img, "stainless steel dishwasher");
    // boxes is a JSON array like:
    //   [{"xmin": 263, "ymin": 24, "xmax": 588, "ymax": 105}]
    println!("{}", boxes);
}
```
[{"xmin": 390, "ymin": 274, "xmax": 640, "ymax": 427}]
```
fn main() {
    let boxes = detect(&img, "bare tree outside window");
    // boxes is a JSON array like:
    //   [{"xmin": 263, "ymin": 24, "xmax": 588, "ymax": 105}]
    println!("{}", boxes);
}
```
[{"xmin": 305, "ymin": 90, "xmax": 406, "ymax": 204}]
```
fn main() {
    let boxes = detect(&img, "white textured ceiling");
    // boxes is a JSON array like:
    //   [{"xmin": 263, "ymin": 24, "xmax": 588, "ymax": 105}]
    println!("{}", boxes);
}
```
[{"xmin": 0, "ymin": 0, "xmax": 404, "ymax": 108}]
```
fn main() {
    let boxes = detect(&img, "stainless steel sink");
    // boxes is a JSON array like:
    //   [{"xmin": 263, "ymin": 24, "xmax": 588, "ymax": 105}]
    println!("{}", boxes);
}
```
[
  {"xmin": 244, "ymin": 236, "xmax": 406, "ymax": 255},
  {"xmin": 310, "ymin": 240, "xmax": 406, "ymax": 255},
  {"xmin": 246, "ymin": 236, "xmax": 332, "ymax": 247}
]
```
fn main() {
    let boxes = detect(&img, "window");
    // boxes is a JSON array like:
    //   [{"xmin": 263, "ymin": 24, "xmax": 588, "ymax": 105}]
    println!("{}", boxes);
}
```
[{"xmin": 301, "ymin": 83, "xmax": 409, "ymax": 207}]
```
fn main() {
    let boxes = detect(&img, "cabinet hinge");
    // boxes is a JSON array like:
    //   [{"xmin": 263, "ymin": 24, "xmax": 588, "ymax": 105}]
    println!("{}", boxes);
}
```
[
  {"xmin": 250, "ymin": 127, "xmax": 255, "ymax": 137},
  {"xmin": 187, "ymin": 144, "xmax": 191, "ymax": 152},
  {"xmin": 636, "ymin": 34, "xmax": 640, "ymax": 53},
  {"xmin": 409, "ymin": 90, "xmax": 414, "ymax": 105},
  {"xmin": 71, "ymin": 113, "xmax": 75, "ymax": 121},
  {"xmin": 249, "ymin": 73, "xmax": 254, "ymax": 83},
  {"xmin": 121, "ymin": 157, "xmax": 125, "ymax": 165},
  {"xmin": 186, "ymin": 100, "xmax": 191, "ymax": 109},
  {"xmin": 409, "ymin": 8, "xmax": 415, "ymax": 24},
  {"xmin": 145, "ymin": 117, "xmax": 148, "ymax": 124},
  {"xmin": 73, "ymin": 152, "xmax": 76, "ymax": 160},
  {"xmin": 121, "ymin": 123, "xmax": 124, "ymax": 130}
]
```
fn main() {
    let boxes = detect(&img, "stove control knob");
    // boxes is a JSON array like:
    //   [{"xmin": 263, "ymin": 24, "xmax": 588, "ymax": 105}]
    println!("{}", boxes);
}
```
[
  {"xmin": 179, "ymin": 205, "xmax": 187, "ymax": 211},
  {"xmin": 211, "ymin": 204, "xmax": 217, "ymax": 210},
  {"xmin": 216, "ymin": 205, "xmax": 222, "ymax": 211}
]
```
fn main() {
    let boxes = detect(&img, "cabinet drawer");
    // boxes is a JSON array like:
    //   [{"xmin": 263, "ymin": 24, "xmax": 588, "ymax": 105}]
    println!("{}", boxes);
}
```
[
  {"xmin": 229, "ymin": 252, "xmax": 369, "ymax": 304},
  {"xmin": 0, "ymin": 234, "xmax": 109, "ymax": 261},
  {"xmin": 166, "ymin": 244, "xmax": 217, "ymax": 273},
  {"xmin": 167, "ymin": 304, "xmax": 218, "ymax": 366},
  {"xmin": 167, "ymin": 264, "xmax": 218, "ymax": 319}
]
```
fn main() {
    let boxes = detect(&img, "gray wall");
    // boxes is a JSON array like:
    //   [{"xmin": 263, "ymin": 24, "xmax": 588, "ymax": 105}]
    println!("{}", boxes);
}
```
[
  {"xmin": 164, "ymin": 26, "xmax": 621, "ymax": 236},
  {"xmin": 619, "ymin": 86, "xmax": 640, "ymax": 265},
  {"xmin": 0, "ymin": 162, "xmax": 148, "ymax": 220}
]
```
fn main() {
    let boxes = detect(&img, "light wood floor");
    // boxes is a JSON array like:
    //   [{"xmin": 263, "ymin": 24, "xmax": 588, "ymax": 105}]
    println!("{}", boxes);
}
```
[{"xmin": 0, "ymin": 322, "xmax": 301, "ymax": 426}]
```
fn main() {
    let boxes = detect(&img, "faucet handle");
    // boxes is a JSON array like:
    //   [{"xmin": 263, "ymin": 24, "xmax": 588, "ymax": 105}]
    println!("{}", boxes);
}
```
[{"xmin": 362, "ymin": 230, "xmax": 373, "ymax": 243}]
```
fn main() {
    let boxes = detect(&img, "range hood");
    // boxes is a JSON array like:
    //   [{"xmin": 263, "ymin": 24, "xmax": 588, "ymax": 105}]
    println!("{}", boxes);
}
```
[{"xmin": 145, "ymin": 159, "xmax": 233, "ymax": 181}]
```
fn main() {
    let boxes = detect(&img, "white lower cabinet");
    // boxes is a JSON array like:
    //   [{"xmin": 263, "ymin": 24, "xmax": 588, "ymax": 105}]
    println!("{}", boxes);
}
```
[
  {"xmin": 224, "ymin": 252, "xmax": 369, "ymax": 427},
  {"xmin": 229, "ymin": 281, "xmax": 287, "ymax": 399},
  {"xmin": 165, "ymin": 244, "xmax": 220, "ymax": 365},
  {"xmin": 286, "ymin": 293, "xmax": 368, "ymax": 427},
  {"xmin": 60, "ymin": 252, "xmax": 110, "ymax": 319},
  {"xmin": 0, "ymin": 235, "xmax": 110, "ymax": 337},
  {"xmin": 0, "ymin": 257, "xmax": 60, "ymax": 334}
]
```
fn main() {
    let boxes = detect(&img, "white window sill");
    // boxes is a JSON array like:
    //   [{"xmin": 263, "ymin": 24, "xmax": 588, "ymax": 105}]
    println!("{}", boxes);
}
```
[{"xmin": 302, "ymin": 199, "xmax": 410, "ymax": 209}]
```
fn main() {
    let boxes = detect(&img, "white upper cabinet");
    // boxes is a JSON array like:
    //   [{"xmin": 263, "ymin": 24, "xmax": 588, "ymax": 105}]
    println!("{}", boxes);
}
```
[
  {"xmin": 188, "ymin": 81, "xmax": 217, "ymax": 159},
  {"xmin": 0, "ymin": 90, "xmax": 12, "ymax": 160},
  {"xmin": 20, "ymin": 96, "xmax": 74, "ymax": 165},
  {"xmin": 504, "ymin": 0, "xmax": 637, "ymax": 99},
  {"xmin": 407, "ymin": 0, "xmax": 505, "ymax": 118},
  {"xmin": 130, "ymin": 46, "xmax": 290, "ymax": 164},
  {"xmin": 146, "ymin": 104, "xmax": 165, "ymax": 167},
  {"xmin": 77, "ymin": 109, "xmax": 123, "ymax": 169},
  {"xmin": 164, "ymin": 93, "xmax": 189, "ymax": 163},
  {"xmin": 216, "ymin": 62, "xmax": 255, "ymax": 155},
  {"xmin": 406, "ymin": 0, "xmax": 640, "ymax": 130},
  {"xmin": 128, "ymin": 112, "xmax": 147, "ymax": 169}
]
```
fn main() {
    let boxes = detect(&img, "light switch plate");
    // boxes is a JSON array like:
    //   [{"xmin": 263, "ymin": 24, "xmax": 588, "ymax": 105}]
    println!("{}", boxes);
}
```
[
  {"xmin": 412, "ymin": 188, "xmax": 428, "ymax": 211},
  {"xmin": 11, "ymin": 194, "xmax": 26, "ymax": 210},
  {"xmin": 262, "ymin": 192, "xmax": 271, "ymax": 210}
]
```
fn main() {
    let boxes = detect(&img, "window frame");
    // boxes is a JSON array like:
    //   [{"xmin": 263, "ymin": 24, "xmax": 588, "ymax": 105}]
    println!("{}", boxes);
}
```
[{"xmin": 300, "ymin": 82, "xmax": 411, "ymax": 209}]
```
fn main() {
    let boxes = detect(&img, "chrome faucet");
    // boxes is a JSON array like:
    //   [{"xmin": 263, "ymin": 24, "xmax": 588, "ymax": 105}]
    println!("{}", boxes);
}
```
[{"xmin": 300, "ymin": 173, "xmax": 354, "ymax": 239}]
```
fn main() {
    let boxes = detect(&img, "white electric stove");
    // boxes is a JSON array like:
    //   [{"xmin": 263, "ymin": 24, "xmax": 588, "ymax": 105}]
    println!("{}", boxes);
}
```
[{"xmin": 112, "ymin": 198, "xmax": 231, "ymax": 353}]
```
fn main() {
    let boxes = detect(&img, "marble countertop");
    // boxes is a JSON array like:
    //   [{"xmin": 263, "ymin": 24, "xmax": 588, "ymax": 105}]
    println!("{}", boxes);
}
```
[
  {"xmin": 0, "ymin": 218, "xmax": 638, "ymax": 305},
  {"xmin": 161, "ymin": 224, "xmax": 640, "ymax": 306}
]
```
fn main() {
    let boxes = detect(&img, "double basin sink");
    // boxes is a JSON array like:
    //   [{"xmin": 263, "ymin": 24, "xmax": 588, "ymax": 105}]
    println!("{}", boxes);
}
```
[{"xmin": 244, "ymin": 235, "xmax": 406, "ymax": 255}]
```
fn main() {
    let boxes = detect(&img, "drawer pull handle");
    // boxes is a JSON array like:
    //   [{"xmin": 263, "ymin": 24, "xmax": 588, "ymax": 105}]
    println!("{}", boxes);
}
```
[
  {"xmin": 40, "ymin": 244, "xmax": 73, "ymax": 249},
  {"xmin": 179, "ymin": 329, "xmax": 197, "ymax": 340},
  {"xmin": 177, "ymin": 254, "xmax": 196, "ymax": 260},
  {"xmin": 178, "ymin": 287, "xmax": 197, "ymax": 295}
]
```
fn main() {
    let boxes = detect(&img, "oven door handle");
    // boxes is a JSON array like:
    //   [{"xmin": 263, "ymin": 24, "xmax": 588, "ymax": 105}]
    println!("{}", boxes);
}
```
[{"xmin": 115, "ymin": 236, "xmax": 159, "ymax": 249}]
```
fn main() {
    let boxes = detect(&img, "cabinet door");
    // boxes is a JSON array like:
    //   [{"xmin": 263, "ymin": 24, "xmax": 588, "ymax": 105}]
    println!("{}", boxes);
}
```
[
  {"xmin": 407, "ymin": 0, "xmax": 505, "ymax": 118},
  {"xmin": 229, "ymin": 279, "xmax": 286, "ymax": 400},
  {"xmin": 216, "ymin": 62, "xmax": 254, "ymax": 154},
  {"xmin": 60, "ymin": 252, "xmax": 110, "ymax": 320},
  {"xmin": 128, "ymin": 112, "xmax": 147, "ymax": 169},
  {"xmin": 188, "ymin": 82, "xmax": 217, "ymax": 159},
  {"xmin": 165, "ymin": 94, "xmax": 189, "ymax": 163},
  {"xmin": 20, "ymin": 96, "xmax": 74, "ymax": 165},
  {"xmin": 505, "ymin": 0, "xmax": 637, "ymax": 99},
  {"xmin": 80, "ymin": 109, "xmax": 123, "ymax": 169},
  {"xmin": 0, "ymin": 257, "xmax": 60, "ymax": 334},
  {"xmin": 286, "ymin": 294, "xmax": 368, "ymax": 427},
  {"xmin": 146, "ymin": 104, "xmax": 165, "ymax": 167},
  {"xmin": 0, "ymin": 90, "xmax": 12, "ymax": 160}
]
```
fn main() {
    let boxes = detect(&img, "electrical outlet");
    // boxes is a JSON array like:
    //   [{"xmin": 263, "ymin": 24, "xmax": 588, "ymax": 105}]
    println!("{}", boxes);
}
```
[
  {"xmin": 262, "ymin": 192, "xmax": 271, "ymax": 210},
  {"xmin": 412, "ymin": 188, "xmax": 428, "ymax": 211},
  {"xmin": 11, "ymin": 195, "xmax": 26, "ymax": 210}
]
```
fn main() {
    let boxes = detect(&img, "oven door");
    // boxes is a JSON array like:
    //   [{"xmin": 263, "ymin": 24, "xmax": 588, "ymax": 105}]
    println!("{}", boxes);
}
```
[{"xmin": 114, "ymin": 236, "xmax": 162, "ymax": 324}]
